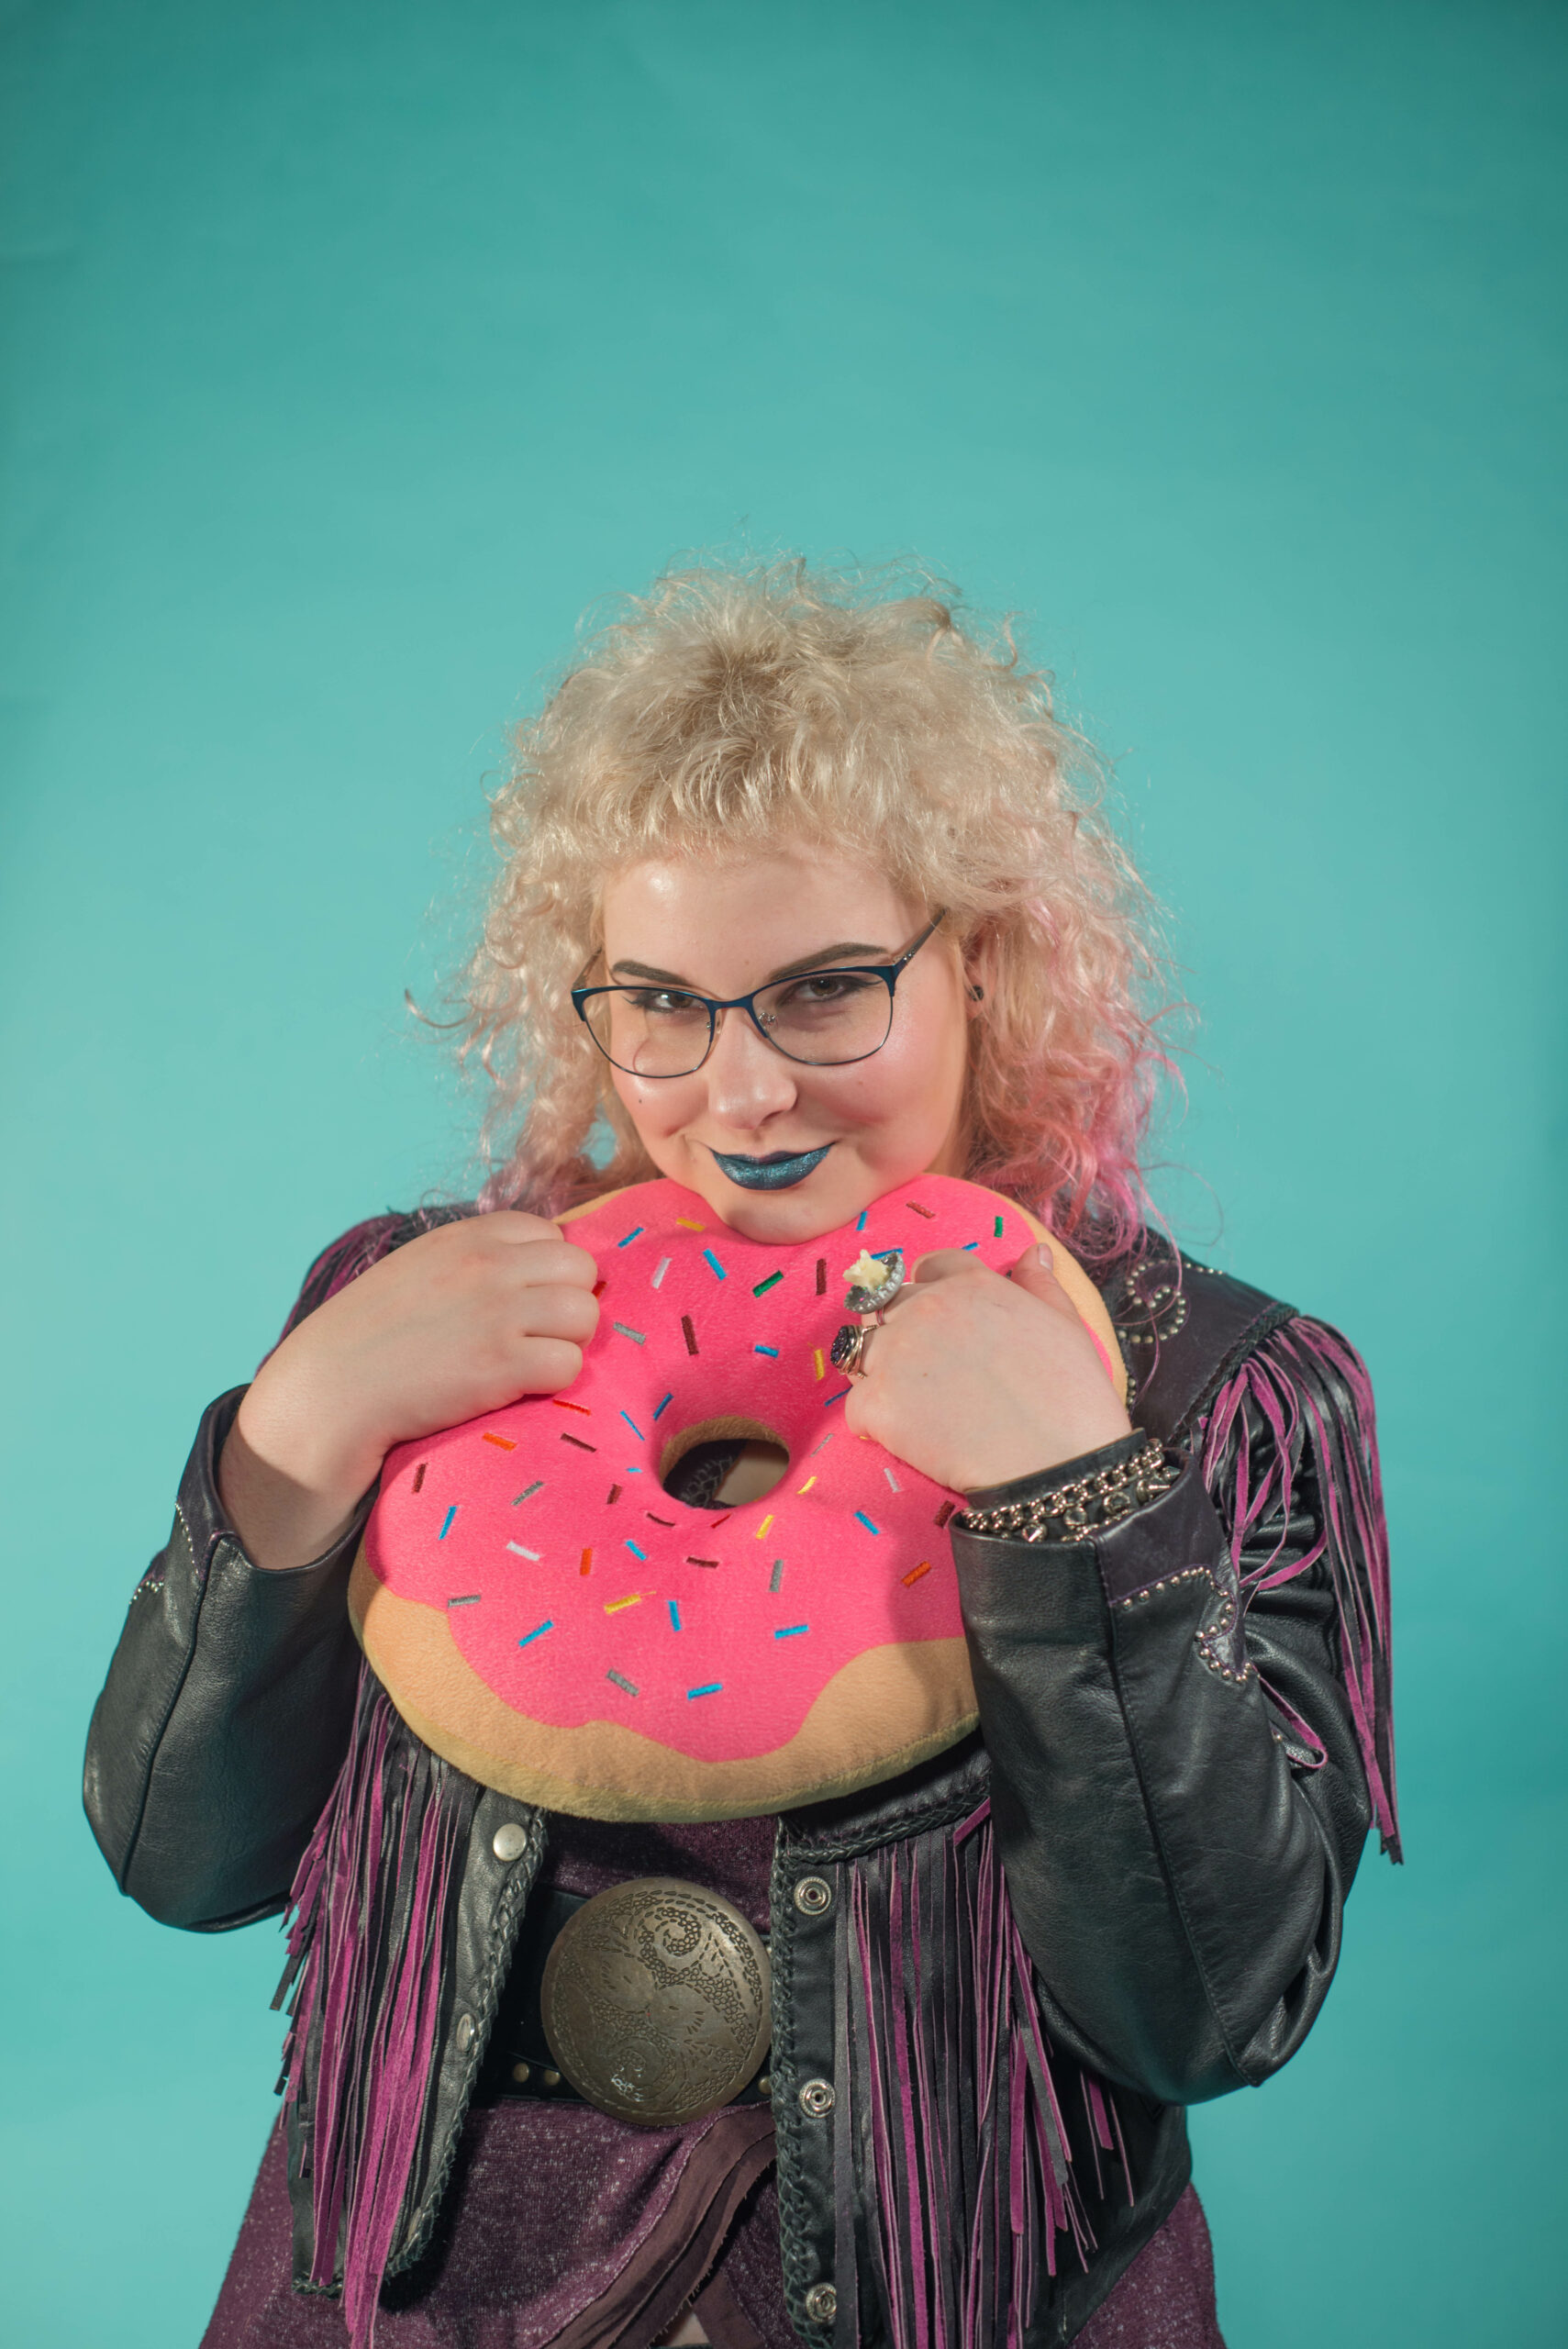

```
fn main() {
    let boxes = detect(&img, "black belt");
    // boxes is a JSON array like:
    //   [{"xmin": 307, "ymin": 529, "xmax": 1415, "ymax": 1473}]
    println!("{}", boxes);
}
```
[{"xmin": 477, "ymin": 1878, "xmax": 773, "ymax": 2123}]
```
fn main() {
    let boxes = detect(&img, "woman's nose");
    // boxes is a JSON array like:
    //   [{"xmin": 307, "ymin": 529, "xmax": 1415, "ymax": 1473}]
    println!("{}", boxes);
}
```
[{"xmin": 700, "ymin": 1007, "xmax": 800, "ymax": 1129}]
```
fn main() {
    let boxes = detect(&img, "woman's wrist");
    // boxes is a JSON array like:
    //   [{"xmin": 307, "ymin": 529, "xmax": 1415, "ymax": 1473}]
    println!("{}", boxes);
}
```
[
  {"xmin": 219, "ymin": 1384, "xmax": 384, "ymax": 1571},
  {"xmin": 942, "ymin": 1394, "xmax": 1134, "ymax": 1494}
]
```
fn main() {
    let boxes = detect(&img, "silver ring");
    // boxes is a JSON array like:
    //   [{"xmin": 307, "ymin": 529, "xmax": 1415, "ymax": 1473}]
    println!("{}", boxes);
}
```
[
  {"xmin": 844, "ymin": 1247, "xmax": 906, "ymax": 1314},
  {"xmin": 829, "ymin": 1322, "xmax": 872, "ymax": 1378}
]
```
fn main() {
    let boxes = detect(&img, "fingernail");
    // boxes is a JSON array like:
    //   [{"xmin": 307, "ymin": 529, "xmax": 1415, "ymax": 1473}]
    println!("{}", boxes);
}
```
[{"xmin": 1036, "ymin": 1242, "xmax": 1053, "ymax": 1267}]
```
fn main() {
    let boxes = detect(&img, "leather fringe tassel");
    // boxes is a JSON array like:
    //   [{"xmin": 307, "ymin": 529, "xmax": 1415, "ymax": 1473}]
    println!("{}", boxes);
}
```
[
  {"xmin": 272, "ymin": 1663, "xmax": 479, "ymax": 2346},
  {"xmin": 840, "ymin": 1800, "xmax": 1129, "ymax": 2349},
  {"xmin": 1201, "ymin": 1316, "xmax": 1401, "ymax": 1860}
]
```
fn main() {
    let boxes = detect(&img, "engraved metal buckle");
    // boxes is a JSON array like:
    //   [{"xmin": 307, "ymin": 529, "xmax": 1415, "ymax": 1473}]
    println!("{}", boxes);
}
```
[{"xmin": 539, "ymin": 1876, "xmax": 773, "ymax": 2127}]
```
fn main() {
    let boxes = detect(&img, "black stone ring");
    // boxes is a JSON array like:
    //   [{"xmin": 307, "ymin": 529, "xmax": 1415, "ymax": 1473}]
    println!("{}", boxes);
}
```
[{"xmin": 829, "ymin": 1322, "xmax": 872, "ymax": 1377}]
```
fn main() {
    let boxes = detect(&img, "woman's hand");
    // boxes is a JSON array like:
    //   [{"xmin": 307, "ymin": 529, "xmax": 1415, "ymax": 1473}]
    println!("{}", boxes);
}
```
[
  {"xmin": 841, "ymin": 1244, "xmax": 1131, "ymax": 1492},
  {"xmin": 219, "ymin": 1212, "xmax": 599, "ymax": 1568}
]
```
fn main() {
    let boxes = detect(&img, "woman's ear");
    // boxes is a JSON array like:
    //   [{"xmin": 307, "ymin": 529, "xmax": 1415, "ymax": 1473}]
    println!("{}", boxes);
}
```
[{"xmin": 962, "ymin": 928, "xmax": 995, "ymax": 1017}]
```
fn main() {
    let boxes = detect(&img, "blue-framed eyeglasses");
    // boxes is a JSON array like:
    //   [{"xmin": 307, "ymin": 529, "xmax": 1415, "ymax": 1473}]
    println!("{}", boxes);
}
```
[{"xmin": 572, "ymin": 912, "xmax": 947, "ymax": 1079}]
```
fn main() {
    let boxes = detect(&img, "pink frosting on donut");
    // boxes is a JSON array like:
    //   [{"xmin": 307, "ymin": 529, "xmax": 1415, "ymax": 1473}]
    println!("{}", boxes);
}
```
[{"xmin": 361, "ymin": 1174, "xmax": 1033, "ymax": 1764}]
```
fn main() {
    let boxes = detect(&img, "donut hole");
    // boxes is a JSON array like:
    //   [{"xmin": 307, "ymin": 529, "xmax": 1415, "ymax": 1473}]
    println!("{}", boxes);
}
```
[{"xmin": 659, "ymin": 1417, "xmax": 791, "ymax": 1508}]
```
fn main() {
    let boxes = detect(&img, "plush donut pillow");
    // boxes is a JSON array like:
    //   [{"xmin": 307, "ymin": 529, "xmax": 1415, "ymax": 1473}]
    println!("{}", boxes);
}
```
[{"xmin": 350, "ymin": 1174, "xmax": 1125, "ymax": 1821}]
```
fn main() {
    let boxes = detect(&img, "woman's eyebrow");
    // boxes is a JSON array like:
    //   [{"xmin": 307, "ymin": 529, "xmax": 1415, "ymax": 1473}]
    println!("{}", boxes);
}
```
[{"xmin": 608, "ymin": 942, "xmax": 891, "ymax": 988}]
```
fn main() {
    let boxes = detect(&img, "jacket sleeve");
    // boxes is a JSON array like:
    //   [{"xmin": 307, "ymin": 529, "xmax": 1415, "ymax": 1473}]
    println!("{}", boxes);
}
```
[
  {"xmin": 82, "ymin": 1214, "xmax": 426, "ymax": 1931},
  {"xmin": 953, "ymin": 1315, "xmax": 1388, "ymax": 2107},
  {"xmin": 83, "ymin": 1389, "xmax": 371, "ymax": 1928}
]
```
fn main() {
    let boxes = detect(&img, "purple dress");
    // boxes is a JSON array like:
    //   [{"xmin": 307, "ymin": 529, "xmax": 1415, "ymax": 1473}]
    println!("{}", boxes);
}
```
[{"xmin": 203, "ymin": 1817, "xmax": 1224, "ymax": 2349}]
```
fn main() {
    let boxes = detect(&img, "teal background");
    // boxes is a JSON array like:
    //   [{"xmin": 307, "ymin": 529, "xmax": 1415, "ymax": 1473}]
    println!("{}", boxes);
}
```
[{"xmin": 2, "ymin": 3, "xmax": 1563, "ymax": 2343}]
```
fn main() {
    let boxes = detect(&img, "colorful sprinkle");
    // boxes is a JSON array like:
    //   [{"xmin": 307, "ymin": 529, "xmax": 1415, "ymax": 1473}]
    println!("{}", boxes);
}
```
[
  {"xmin": 675, "ymin": 1217, "xmax": 706, "ymax": 1230},
  {"xmin": 752, "ymin": 1269, "xmax": 784, "ymax": 1296},
  {"xmin": 552, "ymin": 1398, "xmax": 593, "ymax": 1416},
  {"xmin": 754, "ymin": 1343, "xmax": 779, "ymax": 1358},
  {"xmin": 812, "ymin": 1433, "xmax": 835, "ymax": 1456},
  {"xmin": 962, "ymin": 1241, "xmax": 980, "ymax": 1250},
  {"xmin": 774, "ymin": 1623, "xmax": 808, "ymax": 1639},
  {"xmin": 755, "ymin": 1514, "xmax": 775, "ymax": 1541},
  {"xmin": 579, "ymin": 1547, "xmax": 594, "ymax": 1575},
  {"xmin": 685, "ymin": 1555, "xmax": 719, "ymax": 1568},
  {"xmin": 796, "ymin": 1475, "xmax": 817, "ymax": 1495},
  {"xmin": 625, "ymin": 1540, "xmax": 648, "ymax": 1561},
  {"xmin": 703, "ymin": 1248, "xmax": 727, "ymax": 1281},
  {"xmin": 823, "ymin": 1386, "xmax": 852, "ymax": 1407},
  {"xmin": 561, "ymin": 1432, "xmax": 596, "ymax": 1453},
  {"xmin": 934, "ymin": 1501, "xmax": 957, "ymax": 1528},
  {"xmin": 605, "ymin": 1591, "xmax": 644, "ymax": 1612},
  {"xmin": 606, "ymin": 1484, "xmax": 622, "ymax": 1504},
  {"xmin": 651, "ymin": 1256, "xmax": 672, "ymax": 1288},
  {"xmin": 506, "ymin": 1542, "xmax": 540, "ymax": 1561},
  {"xmin": 855, "ymin": 1210, "xmax": 868, "ymax": 1232},
  {"xmin": 517, "ymin": 1620, "xmax": 553, "ymax": 1647},
  {"xmin": 646, "ymin": 1511, "xmax": 674, "ymax": 1527},
  {"xmin": 994, "ymin": 1215, "xmax": 1005, "ymax": 1238},
  {"xmin": 884, "ymin": 1465, "xmax": 902, "ymax": 1493},
  {"xmin": 770, "ymin": 1558, "xmax": 785, "ymax": 1592},
  {"xmin": 592, "ymin": 1279, "xmax": 606, "ymax": 1298},
  {"xmin": 439, "ymin": 1506, "xmax": 458, "ymax": 1540},
  {"xmin": 619, "ymin": 1409, "xmax": 646, "ymax": 1441},
  {"xmin": 617, "ymin": 1227, "xmax": 646, "ymax": 1247},
  {"xmin": 447, "ymin": 1593, "xmax": 481, "ymax": 1607},
  {"xmin": 902, "ymin": 1561, "xmax": 933, "ymax": 1587},
  {"xmin": 710, "ymin": 1512, "xmax": 732, "ymax": 1528},
  {"xmin": 613, "ymin": 1322, "xmax": 648, "ymax": 1345},
  {"xmin": 606, "ymin": 1669, "xmax": 638, "ymax": 1695},
  {"xmin": 513, "ymin": 1481, "xmax": 544, "ymax": 1506},
  {"xmin": 816, "ymin": 1257, "xmax": 828, "ymax": 1294},
  {"xmin": 682, "ymin": 1314, "xmax": 698, "ymax": 1355},
  {"xmin": 412, "ymin": 1462, "xmax": 427, "ymax": 1493},
  {"xmin": 483, "ymin": 1431, "xmax": 517, "ymax": 1452},
  {"xmin": 686, "ymin": 1683, "xmax": 722, "ymax": 1699},
  {"xmin": 669, "ymin": 1599, "xmax": 682, "ymax": 1631},
  {"xmin": 854, "ymin": 1511, "xmax": 881, "ymax": 1535},
  {"xmin": 907, "ymin": 1200, "xmax": 936, "ymax": 1219},
  {"xmin": 812, "ymin": 1347, "xmax": 825, "ymax": 1380},
  {"xmin": 653, "ymin": 1391, "xmax": 673, "ymax": 1419}
]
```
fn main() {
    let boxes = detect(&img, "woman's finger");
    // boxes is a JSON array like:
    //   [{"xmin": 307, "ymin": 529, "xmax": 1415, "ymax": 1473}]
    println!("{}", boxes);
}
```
[
  {"xmin": 908, "ymin": 1248, "xmax": 993, "ymax": 1286},
  {"xmin": 517, "ymin": 1281, "xmax": 601, "ymax": 1342},
  {"xmin": 494, "ymin": 1236, "xmax": 600, "ymax": 1288},
  {"xmin": 1005, "ymin": 1242, "xmax": 1080, "ymax": 1317},
  {"xmin": 513, "ymin": 1335, "xmax": 585, "ymax": 1394},
  {"xmin": 484, "ymin": 1209, "xmax": 570, "ymax": 1246}
]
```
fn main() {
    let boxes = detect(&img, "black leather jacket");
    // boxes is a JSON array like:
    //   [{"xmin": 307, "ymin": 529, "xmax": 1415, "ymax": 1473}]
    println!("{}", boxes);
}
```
[{"xmin": 83, "ymin": 1224, "xmax": 1384, "ymax": 2346}]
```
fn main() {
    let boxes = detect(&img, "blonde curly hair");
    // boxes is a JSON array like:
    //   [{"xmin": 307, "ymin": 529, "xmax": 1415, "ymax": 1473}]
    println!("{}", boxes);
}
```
[{"xmin": 457, "ymin": 559, "xmax": 1173, "ymax": 1258}]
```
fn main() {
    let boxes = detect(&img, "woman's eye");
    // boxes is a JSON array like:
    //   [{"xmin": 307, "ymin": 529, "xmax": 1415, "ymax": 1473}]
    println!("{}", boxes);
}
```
[
  {"xmin": 784, "ymin": 973, "xmax": 871, "ymax": 1006},
  {"xmin": 627, "ymin": 988, "xmax": 703, "ymax": 1017}
]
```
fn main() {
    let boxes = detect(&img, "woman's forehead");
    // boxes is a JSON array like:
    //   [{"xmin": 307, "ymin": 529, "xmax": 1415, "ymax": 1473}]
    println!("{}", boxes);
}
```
[
  {"xmin": 602, "ymin": 850, "xmax": 916, "ymax": 929},
  {"xmin": 599, "ymin": 854, "xmax": 925, "ymax": 985}
]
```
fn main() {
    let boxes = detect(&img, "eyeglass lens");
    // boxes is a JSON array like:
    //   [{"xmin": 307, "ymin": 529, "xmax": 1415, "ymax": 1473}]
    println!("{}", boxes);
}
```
[{"xmin": 583, "ymin": 970, "xmax": 895, "ymax": 1076}]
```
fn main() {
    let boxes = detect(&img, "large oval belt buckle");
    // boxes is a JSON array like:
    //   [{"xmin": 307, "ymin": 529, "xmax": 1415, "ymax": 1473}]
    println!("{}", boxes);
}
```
[{"xmin": 539, "ymin": 1876, "xmax": 773, "ymax": 2127}]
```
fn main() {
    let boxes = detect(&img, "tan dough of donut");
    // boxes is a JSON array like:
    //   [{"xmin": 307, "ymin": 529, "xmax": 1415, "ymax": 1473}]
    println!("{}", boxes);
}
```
[{"xmin": 350, "ymin": 1555, "xmax": 974, "ymax": 1820}]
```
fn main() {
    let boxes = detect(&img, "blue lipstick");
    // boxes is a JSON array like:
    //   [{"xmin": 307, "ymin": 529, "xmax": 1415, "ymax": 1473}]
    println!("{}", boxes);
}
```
[{"xmin": 709, "ymin": 1144, "xmax": 833, "ymax": 1192}]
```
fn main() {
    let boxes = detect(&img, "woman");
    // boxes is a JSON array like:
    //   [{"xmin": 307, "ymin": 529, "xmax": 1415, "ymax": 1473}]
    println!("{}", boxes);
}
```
[{"xmin": 85, "ymin": 562, "xmax": 1396, "ymax": 2349}]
